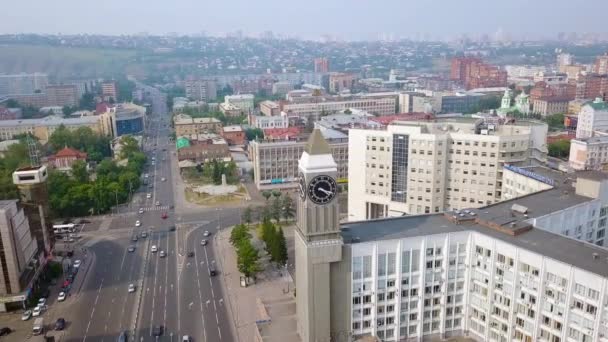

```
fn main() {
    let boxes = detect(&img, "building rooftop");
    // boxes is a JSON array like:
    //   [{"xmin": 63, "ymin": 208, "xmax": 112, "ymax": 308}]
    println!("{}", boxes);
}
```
[
  {"xmin": 223, "ymin": 125, "xmax": 243, "ymax": 133},
  {"xmin": 586, "ymin": 98, "xmax": 608, "ymax": 111},
  {"xmin": 0, "ymin": 115, "xmax": 100, "ymax": 128}
]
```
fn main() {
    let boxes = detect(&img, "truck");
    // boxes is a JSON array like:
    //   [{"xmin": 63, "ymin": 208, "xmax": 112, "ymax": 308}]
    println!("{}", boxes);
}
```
[{"xmin": 33, "ymin": 317, "xmax": 44, "ymax": 335}]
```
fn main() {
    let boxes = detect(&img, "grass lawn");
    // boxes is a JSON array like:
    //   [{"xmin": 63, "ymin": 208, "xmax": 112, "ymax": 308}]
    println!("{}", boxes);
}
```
[{"xmin": 185, "ymin": 185, "xmax": 248, "ymax": 205}]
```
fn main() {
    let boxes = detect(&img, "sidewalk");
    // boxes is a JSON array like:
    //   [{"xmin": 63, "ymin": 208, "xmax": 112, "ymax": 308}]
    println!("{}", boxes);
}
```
[{"xmin": 215, "ymin": 226, "xmax": 300, "ymax": 342}]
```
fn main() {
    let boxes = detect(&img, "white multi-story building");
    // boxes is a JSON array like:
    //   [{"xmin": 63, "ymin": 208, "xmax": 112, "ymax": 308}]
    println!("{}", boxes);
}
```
[
  {"xmin": 282, "ymin": 93, "xmax": 397, "ymax": 120},
  {"xmin": 348, "ymin": 118, "xmax": 548, "ymax": 220},
  {"xmin": 295, "ymin": 131, "xmax": 608, "ymax": 342},
  {"xmin": 576, "ymin": 98, "xmax": 608, "ymax": 139},
  {"xmin": 0, "ymin": 73, "xmax": 48, "ymax": 96},
  {"xmin": 569, "ymin": 135, "xmax": 608, "ymax": 170},
  {"xmin": 248, "ymin": 113, "xmax": 289, "ymax": 129},
  {"xmin": 184, "ymin": 79, "xmax": 217, "ymax": 102},
  {"xmin": 224, "ymin": 94, "xmax": 254, "ymax": 112}
]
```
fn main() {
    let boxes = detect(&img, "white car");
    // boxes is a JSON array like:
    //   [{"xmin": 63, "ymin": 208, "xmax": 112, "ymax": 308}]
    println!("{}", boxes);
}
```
[
  {"xmin": 159, "ymin": 250, "xmax": 166, "ymax": 258},
  {"xmin": 21, "ymin": 310, "xmax": 32, "ymax": 321},
  {"xmin": 203, "ymin": 230, "xmax": 210, "ymax": 237},
  {"xmin": 146, "ymin": 193, "xmax": 152, "ymax": 199},
  {"xmin": 128, "ymin": 284, "xmax": 136, "ymax": 293},
  {"xmin": 32, "ymin": 306, "xmax": 42, "ymax": 317},
  {"xmin": 201, "ymin": 239, "xmax": 208, "ymax": 246},
  {"xmin": 156, "ymin": 201, "xmax": 160, "ymax": 206},
  {"xmin": 182, "ymin": 336, "xmax": 191, "ymax": 342},
  {"xmin": 38, "ymin": 298, "xmax": 46, "ymax": 306},
  {"xmin": 73, "ymin": 259, "xmax": 82, "ymax": 268},
  {"xmin": 135, "ymin": 220, "xmax": 141, "ymax": 227},
  {"xmin": 139, "ymin": 208, "xmax": 144, "ymax": 214},
  {"xmin": 151, "ymin": 245, "xmax": 158, "ymax": 253},
  {"xmin": 161, "ymin": 177, "xmax": 166, "ymax": 182},
  {"xmin": 57, "ymin": 292, "xmax": 66, "ymax": 302},
  {"xmin": 144, "ymin": 174, "xmax": 149, "ymax": 178}
]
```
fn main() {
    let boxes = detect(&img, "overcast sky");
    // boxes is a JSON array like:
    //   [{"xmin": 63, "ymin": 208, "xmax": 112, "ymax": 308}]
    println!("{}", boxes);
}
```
[{"xmin": 2, "ymin": 0, "xmax": 607, "ymax": 40}]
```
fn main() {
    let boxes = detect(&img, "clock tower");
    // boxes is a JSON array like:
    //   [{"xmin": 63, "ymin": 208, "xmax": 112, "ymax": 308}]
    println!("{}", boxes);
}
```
[{"xmin": 295, "ymin": 129, "xmax": 343, "ymax": 342}]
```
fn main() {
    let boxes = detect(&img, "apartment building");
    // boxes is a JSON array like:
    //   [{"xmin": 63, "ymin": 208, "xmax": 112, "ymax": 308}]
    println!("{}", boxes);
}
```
[
  {"xmin": 295, "ymin": 134, "xmax": 608, "ymax": 342},
  {"xmin": 450, "ymin": 57, "xmax": 507, "ymax": 90},
  {"xmin": 173, "ymin": 114, "xmax": 222, "ymax": 137},
  {"xmin": 576, "ymin": 98, "xmax": 608, "ymax": 139},
  {"xmin": 282, "ymin": 93, "xmax": 397, "ymax": 120},
  {"xmin": 314, "ymin": 57, "xmax": 329, "ymax": 73},
  {"xmin": 259, "ymin": 100, "xmax": 281, "ymax": 116},
  {"xmin": 248, "ymin": 113, "xmax": 289, "ymax": 129},
  {"xmin": 569, "ymin": 135, "xmax": 608, "ymax": 170},
  {"xmin": 249, "ymin": 129, "xmax": 348, "ymax": 190},
  {"xmin": 0, "ymin": 200, "xmax": 39, "ymax": 310},
  {"xmin": 271, "ymin": 82, "xmax": 294, "ymax": 96},
  {"xmin": 0, "ymin": 115, "xmax": 104, "ymax": 143},
  {"xmin": 348, "ymin": 118, "xmax": 548, "ymax": 220},
  {"xmin": 45, "ymin": 85, "xmax": 79, "ymax": 107},
  {"xmin": 101, "ymin": 81, "xmax": 117, "ymax": 101},
  {"xmin": 0, "ymin": 73, "xmax": 48, "ymax": 96},
  {"xmin": 184, "ymin": 79, "xmax": 217, "ymax": 101},
  {"xmin": 329, "ymin": 72, "xmax": 356, "ymax": 93}
]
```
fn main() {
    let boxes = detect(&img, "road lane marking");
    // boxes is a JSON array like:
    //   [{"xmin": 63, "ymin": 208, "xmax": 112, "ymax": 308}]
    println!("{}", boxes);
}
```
[
  {"xmin": 149, "ymin": 233, "xmax": 161, "ymax": 336},
  {"xmin": 194, "ymin": 240, "xmax": 208, "ymax": 342}
]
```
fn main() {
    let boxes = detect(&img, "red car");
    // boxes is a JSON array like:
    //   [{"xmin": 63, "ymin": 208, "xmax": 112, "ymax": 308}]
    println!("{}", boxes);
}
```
[{"xmin": 161, "ymin": 212, "xmax": 168, "ymax": 219}]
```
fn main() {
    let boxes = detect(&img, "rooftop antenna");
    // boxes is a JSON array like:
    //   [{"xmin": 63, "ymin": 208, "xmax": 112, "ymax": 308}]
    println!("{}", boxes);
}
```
[{"xmin": 26, "ymin": 135, "xmax": 41, "ymax": 167}]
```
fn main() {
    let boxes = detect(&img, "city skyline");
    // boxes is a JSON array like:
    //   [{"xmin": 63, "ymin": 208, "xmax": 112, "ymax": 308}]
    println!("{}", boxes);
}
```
[{"xmin": 2, "ymin": 0, "xmax": 608, "ymax": 40}]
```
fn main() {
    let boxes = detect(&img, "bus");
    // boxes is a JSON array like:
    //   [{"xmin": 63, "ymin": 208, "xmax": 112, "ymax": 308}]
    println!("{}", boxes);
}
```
[{"xmin": 53, "ymin": 224, "xmax": 76, "ymax": 235}]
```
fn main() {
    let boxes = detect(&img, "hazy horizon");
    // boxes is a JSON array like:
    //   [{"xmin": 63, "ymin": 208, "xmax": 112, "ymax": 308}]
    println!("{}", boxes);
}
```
[{"xmin": 2, "ymin": 0, "xmax": 608, "ymax": 40}]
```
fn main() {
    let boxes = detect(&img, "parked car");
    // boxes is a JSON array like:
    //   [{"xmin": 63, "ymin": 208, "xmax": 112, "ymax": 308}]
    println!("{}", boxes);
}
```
[
  {"xmin": 54, "ymin": 318, "xmax": 66, "ymax": 331},
  {"xmin": 38, "ymin": 298, "xmax": 46, "ymax": 306},
  {"xmin": 21, "ymin": 310, "xmax": 32, "ymax": 321},
  {"xmin": 57, "ymin": 292, "xmax": 66, "ymax": 302},
  {"xmin": 0, "ymin": 327, "xmax": 11, "ymax": 336},
  {"xmin": 32, "ymin": 306, "xmax": 42, "ymax": 317}
]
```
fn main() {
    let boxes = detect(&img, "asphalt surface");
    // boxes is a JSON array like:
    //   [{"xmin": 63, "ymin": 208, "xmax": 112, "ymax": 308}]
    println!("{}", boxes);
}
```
[{"xmin": 61, "ymin": 86, "xmax": 238, "ymax": 342}]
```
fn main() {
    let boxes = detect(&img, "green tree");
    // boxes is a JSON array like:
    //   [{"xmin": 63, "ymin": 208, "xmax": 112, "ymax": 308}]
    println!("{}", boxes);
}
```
[
  {"xmin": 262, "ymin": 190, "xmax": 272, "ymax": 201},
  {"xmin": 245, "ymin": 128, "xmax": 264, "ymax": 141},
  {"xmin": 548, "ymin": 140, "xmax": 571, "ymax": 159},
  {"xmin": 274, "ymin": 227, "xmax": 288, "ymax": 266},
  {"xmin": 118, "ymin": 135, "xmax": 140, "ymax": 160},
  {"xmin": 242, "ymin": 206, "xmax": 253, "ymax": 225},
  {"xmin": 270, "ymin": 196, "xmax": 282, "ymax": 222},
  {"xmin": 230, "ymin": 224, "xmax": 251, "ymax": 246},
  {"xmin": 236, "ymin": 238, "xmax": 261, "ymax": 278},
  {"xmin": 544, "ymin": 113, "xmax": 565, "ymax": 130},
  {"xmin": 281, "ymin": 195, "xmax": 295, "ymax": 221},
  {"xmin": 271, "ymin": 190, "xmax": 281, "ymax": 198},
  {"xmin": 71, "ymin": 160, "xmax": 89, "ymax": 183},
  {"xmin": 48, "ymin": 125, "xmax": 72, "ymax": 151}
]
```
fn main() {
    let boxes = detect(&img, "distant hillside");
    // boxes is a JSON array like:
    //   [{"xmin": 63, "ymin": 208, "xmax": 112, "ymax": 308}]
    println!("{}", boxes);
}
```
[{"xmin": 0, "ymin": 44, "xmax": 137, "ymax": 79}]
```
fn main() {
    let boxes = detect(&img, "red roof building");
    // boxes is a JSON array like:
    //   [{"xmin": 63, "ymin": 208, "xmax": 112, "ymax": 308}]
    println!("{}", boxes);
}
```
[
  {"xmin": 370, "ymin": 113, "xmax": 434, "ymax": 126},
  {"xmin": 48, "ymin": 147, "xmax": 87, "ymax": 170},
  {"xmin": 263, "ymin": 127, "xmax": 302, "ymax": 140}
]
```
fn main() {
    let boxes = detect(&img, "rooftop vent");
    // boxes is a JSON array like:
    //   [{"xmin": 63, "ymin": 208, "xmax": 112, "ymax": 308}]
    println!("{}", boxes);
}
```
[
  {"xmin": 511, "ymin": 204, "xmax": 528, "ymax": 214},
  {"xmin": 593, "ymin": 253, "xmax": 599, "ymax": 260}
]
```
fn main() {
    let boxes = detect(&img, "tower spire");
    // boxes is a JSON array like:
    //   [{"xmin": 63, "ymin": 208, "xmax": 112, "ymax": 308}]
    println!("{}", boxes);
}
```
[{"xmin": 305, "ymin": 129, "xmax": 330, "ymax": 155}]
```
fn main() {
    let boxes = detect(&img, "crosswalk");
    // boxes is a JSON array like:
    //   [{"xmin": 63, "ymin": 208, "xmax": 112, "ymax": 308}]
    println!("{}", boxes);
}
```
[{"xmin": 137, "ymin": 205, "xmax": 170, "ymax": 212}]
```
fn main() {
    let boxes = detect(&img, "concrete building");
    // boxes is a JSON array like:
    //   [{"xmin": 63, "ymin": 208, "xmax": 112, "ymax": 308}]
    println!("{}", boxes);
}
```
[
  {"xmin": 398, "ymin": 92, "xmax": 425, "ymax": 113},
  {"xmin": 259, "ymin": 100, "xmax": 281, "ymax": 116},
  {"xmin": 594, "ymin": 54, "xmax": 608, "ymax": 75},
  {"xmin": 271, "ymin": 82, "xmax": 294, "ymax": 96},
  {"xmin": 8, "ymin": 93, "xmax": 47, "ymax": 108},
  {"xmin": 0, "ymin": 200, "xmax": 39, "ymax": 311},
  {"xmin": 576, "ymin": 98, "xmax": 608, "ymax": 139},
  {"xmin": 0, "ymin": 73, "xmax": 48, "ymax": 96},
  {"xmin": 176, "ymin": 137, "xmax": 231, "ymax": 163},
  {"xmin": 45, "ymin": 85, "xmax": 79, "ymax": 107},
  {"xmin": 249, "ymin": 129, "xmax": 348, "ymax": 190},
  {"xmin": 101, "ymin": 81, "xmax": 118, "ymax": 101},
  {"xmin": 533, "ymin": 71, "xmax": 568, "ymax": 85},
  {"xmin": 531, "ymin": 98, "xmax": 570, "ymax": 117},
  {"xmin": 296, "ymin": 145, "xmax": 608, "ymax": 341},
  {"xmin": 219, "ymin": 102, "xmax": 244, "ymax": 117},
  {"xmin": 184, "ymin": 79, "xmax": 217, "ymax": 101},
  {"xmin": 568, "ymin": 99, "xmax": 590, "ymax": 116},
  {"xmin": 314, "ymin": 57, "xmax": 330, "ymax": 73},
  {"xmin": 329, "ymin": 73, "xmax": 356, "ymax": 93},
  {"xmin": 450, "ymin": 57, "xmax": 507, "ymax": 90},
  {"xmin": 0, "ymin": 107, "xmax": 21, "ymax": 121},
  {"xmin": 224, "ymin": 94, "xmax": 254, "ymax": 113},
  {"xmin": 500, "ymin": 165, "xmax": 557, "ymax": 201},
  {"xmin": 173, "ymin": 114, "xmax": 222, "ymax": 137},
  {"xmin": 348, "ymin": 118, "xmax": 548, "ymax": 220},
  {"xmin": 248, "ymin": 113, "xmax": 289, "ymax": 129},
  {"xmin": 282, "ymin": 93, "xmax": 397, "ymax": 120},
  {"xmin": 0, "ymin": 115, "xmax": 104, "ymax": 143},
  {"xmin": 569, "ymin": 136, "xmax": 608, "ymax": 170}
]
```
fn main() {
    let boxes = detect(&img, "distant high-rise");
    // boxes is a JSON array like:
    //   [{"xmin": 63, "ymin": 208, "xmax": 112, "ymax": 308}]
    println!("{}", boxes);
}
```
[
  {"xmin": 557, "ymin": 53, "xmax": 573, "ymax": 67},
  {"xmin": 101, "ymin": 81, "xmax": 118, "ymax": 102},
  {"xmin": 184, "ymin": 79, "xmax": 217, "ymax": 102},
  {"xmin": 594, "ymin": 54, "xmax": 608, "ymax": 75},
  {"xmin": 314, "ymin": 58, "xmax": 329, "ymax": 73},
  {"xmin": 450, "ymin": 57, "xmax": 507, "ymax": 90},
  {"xmin": 0, "ymin": 73, "xmax": 48, "ymax": 96},
  {"xmin": 45, "ymin": 85, "xmax": 79, "ymax": 107}
]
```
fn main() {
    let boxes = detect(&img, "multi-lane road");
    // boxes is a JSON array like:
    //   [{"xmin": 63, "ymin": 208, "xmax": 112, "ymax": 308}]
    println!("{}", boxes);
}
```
[{"xmin": 62, "ymin": 87, "xmax": 238, "ymax": 342}]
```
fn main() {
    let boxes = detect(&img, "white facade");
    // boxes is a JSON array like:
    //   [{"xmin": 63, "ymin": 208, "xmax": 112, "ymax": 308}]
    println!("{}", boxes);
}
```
[
  {"xmin": 348, "ymin": 230, "xmax": 608, "ymax": 342},
  {"xmin": 576, "ymin": 98, "xmax": 608, "ymax": 139},
  {"xmin": 248, "ymin": 114, "xmax": 289, "ymax": 129},
  {"xmin": 283, "ymin": 95, "xmax": 397, "ymax": 119},
  {"xmin": 348, "ymin": 119, "xmax": 549, "ymax": 221},
  {"xmin": 569, "ymin": 136, "xmax": 608, "ymax": 171},
  {"xmin": 224, "ymin": 94, "xmax": 254, "ymax": 112}
]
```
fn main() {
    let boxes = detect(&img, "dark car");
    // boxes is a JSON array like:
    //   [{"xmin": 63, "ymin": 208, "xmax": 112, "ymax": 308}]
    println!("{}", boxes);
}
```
[
  {"xmin": 209, "ymin": 264, "xmax": 217, "ymax": 276},
  {"xmin": 187, "ymin": 251, "xmax": 194, "ymax": 257},
  {"xmin": 55, "ymin": 318, "xmax": 66, "ymax": 331},
  {"xmin": 131, "ymin": 235, "xmax": 138, "ymax": 242},
  {"xmin": 152, "ymin": 325, "xmax": 163, "ymax": 336},
  {"xmin": 169, "ymin": 226, "xmax": 176, "ymax": 232},
  {"xmin": 66, "ymin": 251, "xmax": 74, "ymax": 257},
  {"xmin": 118, "ymin": 331, "xmax": 128, "ymax": 342},
  {"xmin": 0, "ymin": 327, "xmax": 11, "ymax": 336}
]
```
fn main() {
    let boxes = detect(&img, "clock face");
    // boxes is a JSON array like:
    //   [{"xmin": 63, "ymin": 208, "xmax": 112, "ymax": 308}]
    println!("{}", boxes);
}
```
[
  {"xmin": 298, "ymin": 172, "xmax": 306, "ymax": 199},
  {"xmin": 307, "ymin": 175, "xmax": 337, "ymax": 205}
]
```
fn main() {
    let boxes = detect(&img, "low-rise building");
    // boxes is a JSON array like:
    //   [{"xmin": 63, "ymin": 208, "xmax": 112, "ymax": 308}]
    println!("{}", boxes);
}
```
[
  {"xmin": 248, "ymin": 113, "xmax": 289, "ymax": 129},
  {"xmin": 260, "ymin": 100, "xmax": 281, "ymax": 116},
  {"xmin": 249, "ymin": 129, "xmax": 348, "ymax": 189},
  {"xmin": 47, "ymin": 147, "xmax": 87, "ymax": 171},
  {"xmin": 176, "ymin": 136, "xmax": 230, "ymax": 163},
  {"xmin": 282, "ymin": 93, "xmax": 397, "ymax": 120},
  {"xmin": 224, "ymin": 94, "xmax": 254, "ymax": 113},
  {"xmin": 219, "ymin": 102, "xmax": 244, "ymax": 117},
  {"xmin": 0, "ymin": 115, "xmax": 104, "ymax": 143},
  {"xmin": 271, "ymin": 82, "xmax": 294, "ymax": 96},
  {"xmin": 532, "ymin": 97, "xmax": 570, "ymax": 116},
  {"xmin": 173, "ymin": 114, "xmax": 222, "ymax": 136},
  {"xmin": 221, "ymin": 125, "xmax": 246, "ymax": 145}
]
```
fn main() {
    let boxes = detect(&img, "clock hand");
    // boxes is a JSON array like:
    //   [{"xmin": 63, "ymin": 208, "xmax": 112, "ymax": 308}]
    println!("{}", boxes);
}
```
[{"xmin": 319, "ymin": 188, "xmax": 334, "ymax": 195}]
